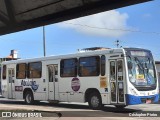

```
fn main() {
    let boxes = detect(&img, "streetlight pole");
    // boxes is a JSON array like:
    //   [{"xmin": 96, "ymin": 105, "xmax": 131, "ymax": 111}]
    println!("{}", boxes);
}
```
[{"xmin": 43, "ymin": 26, "xmax": 46, "ymax": 57}]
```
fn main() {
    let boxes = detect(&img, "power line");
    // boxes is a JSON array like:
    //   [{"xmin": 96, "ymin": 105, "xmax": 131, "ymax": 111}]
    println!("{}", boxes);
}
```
[{"xmin": 64, "ymin": 22, "xmax": 160, "ymax": 35}]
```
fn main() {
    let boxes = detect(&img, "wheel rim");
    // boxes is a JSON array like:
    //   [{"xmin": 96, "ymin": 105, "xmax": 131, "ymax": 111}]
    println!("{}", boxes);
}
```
[
  {"xmin": 91, "ymin": 96, "xmax": 99, "ymax": 108},
  {"xmin": 26, "ymin": 94, "xmax": 31, "ymax": 103}
]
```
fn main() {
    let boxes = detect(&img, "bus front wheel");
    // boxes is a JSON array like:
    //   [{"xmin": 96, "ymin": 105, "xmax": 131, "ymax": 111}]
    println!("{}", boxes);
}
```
[
  {"xmin": 24, "ymin": 91, "xmax": 34, "ymax": 104},
  {"xmin": 88, "ymin": 92, "xmax": 103, "ymax": 110}
]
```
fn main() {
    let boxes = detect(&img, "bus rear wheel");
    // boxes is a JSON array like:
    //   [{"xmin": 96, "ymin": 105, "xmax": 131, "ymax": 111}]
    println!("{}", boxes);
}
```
[
  {"xmin": 88, "ymin": 92, "xmax": 103, "ymax": 110},
  {"xmin": 24, "ymin": 91, "xmax": 34, "ymax": 104}
]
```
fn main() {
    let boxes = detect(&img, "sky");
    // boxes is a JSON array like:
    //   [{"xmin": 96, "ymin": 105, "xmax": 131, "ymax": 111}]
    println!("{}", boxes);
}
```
[{"xmin": 0, "ymin": 0, "xmax": 160, "ymax": 60}]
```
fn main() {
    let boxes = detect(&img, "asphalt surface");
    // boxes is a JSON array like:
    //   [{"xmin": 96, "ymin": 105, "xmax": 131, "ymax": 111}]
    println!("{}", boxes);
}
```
[{"xmin": 0, "ymin": 97, "xmax": 160, "ymax": 120}]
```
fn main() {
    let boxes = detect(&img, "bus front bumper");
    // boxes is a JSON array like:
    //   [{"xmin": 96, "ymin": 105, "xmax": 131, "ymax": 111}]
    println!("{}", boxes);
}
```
[{"xmin": 125, "ymin": 94, "xmax": 159, "ymax": 105}]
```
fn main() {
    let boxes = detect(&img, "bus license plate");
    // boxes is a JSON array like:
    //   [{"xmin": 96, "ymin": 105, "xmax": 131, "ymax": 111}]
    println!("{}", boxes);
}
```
[{"xmin": 146, "ymin": 99, "xmax": 151, "ymax": 104}]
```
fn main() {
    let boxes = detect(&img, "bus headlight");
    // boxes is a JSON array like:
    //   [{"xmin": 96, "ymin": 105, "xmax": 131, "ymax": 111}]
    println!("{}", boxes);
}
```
[{"xmin": 129, "ymin": 88, "xmax": 138, "ymax": 96}]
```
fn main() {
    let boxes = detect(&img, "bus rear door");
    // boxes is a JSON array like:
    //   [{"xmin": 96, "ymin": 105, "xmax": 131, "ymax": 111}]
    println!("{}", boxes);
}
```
[{"xmin": 109, "ymin": 59, "xmax": 125, "ymax": 104}]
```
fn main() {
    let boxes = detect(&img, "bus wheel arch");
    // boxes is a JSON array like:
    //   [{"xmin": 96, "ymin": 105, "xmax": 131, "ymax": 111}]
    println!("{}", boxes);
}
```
[
  {"xmin": 23, "ymin": 88, "xmax": 34, "ymax": 104},
  {"xmin": 85, "ymin": 88, "xmax": 103, "ymax": 110}
]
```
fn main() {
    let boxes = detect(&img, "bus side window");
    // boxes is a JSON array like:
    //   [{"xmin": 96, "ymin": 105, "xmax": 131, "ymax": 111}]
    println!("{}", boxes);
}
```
[
  {"xmin": 2, "ymin": 65, "xmax": 6, "ymax": 79},
  {"xmin": 16, "ymin": 63, "xmax": 27, "ymax": 79},
  {"xmin": 28, "ymin": 62, "xmax": 42, "ymax": 78},
  {"xmin": 79, "ymin": 56, "xmax": 100, "ymax": 77},
  {"xmin": 101, "ymin": 55, "xmax": 105, "ymax": 76},
  {"xmin": 60, "ymin": 58, "xmax": 77, "ymax": 77}
]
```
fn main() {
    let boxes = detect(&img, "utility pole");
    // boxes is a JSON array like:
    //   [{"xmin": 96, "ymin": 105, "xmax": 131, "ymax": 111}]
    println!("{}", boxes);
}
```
[{"xmin": 43, "ymin": 26, "xmax": 46, "ymax": 57}]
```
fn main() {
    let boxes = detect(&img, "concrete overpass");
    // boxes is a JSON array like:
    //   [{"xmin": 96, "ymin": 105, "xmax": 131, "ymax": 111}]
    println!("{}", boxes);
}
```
[{"xmin": 0, "ymin": 0, "xmax": 151, "ymax": 35}]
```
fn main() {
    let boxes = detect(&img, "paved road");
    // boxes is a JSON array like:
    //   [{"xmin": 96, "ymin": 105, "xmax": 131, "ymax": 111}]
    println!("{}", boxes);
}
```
[{"xmin": 0, "ymin": 98, "xmax": 160, "ymax": 120}]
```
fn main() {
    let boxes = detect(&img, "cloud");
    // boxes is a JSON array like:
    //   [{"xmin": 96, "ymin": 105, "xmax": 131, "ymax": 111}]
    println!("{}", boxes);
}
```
[{"xmin": 57, "ymin": 10, "xmax": 130, "ymax": 37}]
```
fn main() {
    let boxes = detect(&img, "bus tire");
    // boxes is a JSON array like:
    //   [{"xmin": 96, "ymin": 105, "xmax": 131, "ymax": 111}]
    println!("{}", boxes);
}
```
[
  {"xmin": 88, "ymin": 92, "xmax": 103, "ymax": 110},
  {"xmin": 24, "ymin": 91, "xmax": 34, "ymax": 104}
]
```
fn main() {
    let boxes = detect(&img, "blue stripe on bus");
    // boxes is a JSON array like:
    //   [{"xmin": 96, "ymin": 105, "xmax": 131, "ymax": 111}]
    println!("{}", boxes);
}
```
[{"xmin": 125, "ymin": 94, "xmax": 159, "ymax": 105}]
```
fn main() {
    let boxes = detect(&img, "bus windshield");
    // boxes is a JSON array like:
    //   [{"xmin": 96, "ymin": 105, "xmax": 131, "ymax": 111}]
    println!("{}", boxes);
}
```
[{"xmin": 125, "ymin": 49, "xmax": 157, "ymax": 91}]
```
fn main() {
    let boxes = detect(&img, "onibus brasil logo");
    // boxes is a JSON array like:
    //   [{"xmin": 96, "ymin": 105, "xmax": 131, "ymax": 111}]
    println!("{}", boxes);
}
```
[{"xmin": 21, "ymin": 80, "xmax": 39, "ymax": 91}]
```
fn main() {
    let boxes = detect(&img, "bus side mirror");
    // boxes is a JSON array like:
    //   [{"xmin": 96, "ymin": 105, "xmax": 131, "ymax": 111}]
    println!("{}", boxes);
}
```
[{"xmin": 128, "ymin": 62, "xmax": 132, "ymax": 70}]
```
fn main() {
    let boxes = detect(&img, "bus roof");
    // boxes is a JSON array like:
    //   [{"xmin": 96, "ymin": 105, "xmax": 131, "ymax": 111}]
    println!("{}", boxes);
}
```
[{"xmin": 1, "ymin": 47, "xmax": 151, "ymax": 65}]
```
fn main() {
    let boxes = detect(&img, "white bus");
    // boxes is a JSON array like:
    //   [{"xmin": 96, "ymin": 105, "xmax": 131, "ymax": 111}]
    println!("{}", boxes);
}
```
[{"xmin": 1, "ymin": 48, "xmax": 159, "ymax": 109}]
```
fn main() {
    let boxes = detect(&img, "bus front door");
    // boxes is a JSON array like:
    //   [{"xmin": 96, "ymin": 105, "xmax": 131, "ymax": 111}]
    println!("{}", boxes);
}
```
[
  {"xmin": 8, "ymin": 68, "xmax": 15, "ymax": 99},
  {"xmin": 48, "ymin": 65, "xmax": 59, "ymax": 100},
  {"xmin": 109, "ymin": 60, "xmax": 125, "ymax": 104}
]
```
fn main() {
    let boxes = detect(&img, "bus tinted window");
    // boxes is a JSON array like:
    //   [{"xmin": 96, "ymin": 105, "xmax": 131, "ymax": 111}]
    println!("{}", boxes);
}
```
[
  {"xmin": 117, "ymin": 60, "xmax": 123, "ymax": 81},
  {"xmin": 79, "ymin": 56, "xmax": 100, "ymax": 76},
  {"xmin": 2, "ymin": 65, "xmax": 6, "ymax": 79},
  {"xmin": 16, "ymin": 63, "xmax": 27, "ymax": 79},
  {"xmin": 28, "ymin": 62, "xmax": 42, "ymax": 78},
  {"xmin": 110, "ymin": 61, "xmax": 116, "ymax": 81},
  {"xmin": 60, "ymin": 58, "xmax": 77, "ymax": 77},
  {"xmin": 101, "ymin": 55, "xmax": 105, "ymax": 76}
]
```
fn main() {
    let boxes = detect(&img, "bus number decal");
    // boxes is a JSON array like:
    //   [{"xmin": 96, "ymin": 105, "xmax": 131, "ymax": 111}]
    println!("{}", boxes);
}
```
[
  {"xmin": 71, "ymin": 78, "xmax": 80, "ymax": 92},
  {"xmin": 21, "ymin": 80, "xmax": 39, "ymax": 91}
]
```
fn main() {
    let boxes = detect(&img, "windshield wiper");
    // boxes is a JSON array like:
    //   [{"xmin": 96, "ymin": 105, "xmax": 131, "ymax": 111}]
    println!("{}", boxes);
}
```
[{"xmin": 134, "ymin": 57, "xmax": 144, "ymax": 70}]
